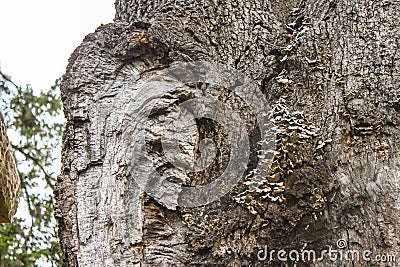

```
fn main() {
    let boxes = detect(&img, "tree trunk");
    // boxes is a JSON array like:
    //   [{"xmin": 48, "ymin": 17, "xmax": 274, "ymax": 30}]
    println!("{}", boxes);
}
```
[
  {"xmin": 0, "ymin": 113, "xmax": 20, "ymax": 223},
  {"xmin": 55, "ymin": 0, "xmax": 400, "ymax": 266}
]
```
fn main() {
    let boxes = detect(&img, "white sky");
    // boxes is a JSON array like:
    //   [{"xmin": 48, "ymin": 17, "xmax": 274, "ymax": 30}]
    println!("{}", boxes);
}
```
[{"xmin": 0, "ymin": 0, "xmax": 115, "ymax": 91}]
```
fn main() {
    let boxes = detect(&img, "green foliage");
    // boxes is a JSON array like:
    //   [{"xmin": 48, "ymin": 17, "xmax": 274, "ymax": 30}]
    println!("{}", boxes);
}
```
[{"xmin": 0, "ymin": 71, "xmax": 64, "ymax": 266}]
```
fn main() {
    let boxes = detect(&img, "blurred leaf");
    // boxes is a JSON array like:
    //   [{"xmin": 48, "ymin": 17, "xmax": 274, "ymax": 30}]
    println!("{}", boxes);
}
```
[{"xmin": 0, "ymin": 71, "xmax": 64, "ymax": 266}]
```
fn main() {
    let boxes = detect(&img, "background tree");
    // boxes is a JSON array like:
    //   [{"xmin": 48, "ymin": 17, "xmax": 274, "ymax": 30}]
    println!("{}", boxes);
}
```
[
  {"xmin": 0, "ymin": 71, "xmax": 63, "ymax": 266},
  {"xmin": 56, "ymin": 0, "xmax": 400, "ymax": 266}
]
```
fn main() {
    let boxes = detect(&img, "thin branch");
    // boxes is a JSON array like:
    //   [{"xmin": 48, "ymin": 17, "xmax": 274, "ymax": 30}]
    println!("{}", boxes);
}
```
[
  {"xmin": 0, "ymin": 70, "xmax": 19, "ymax": 89},
  {"xmin": 20, "ymin": 180, "xmax": 35, "ymax": 254},
  {"xmin": 11, "ymin": 144, "xmax": 55, "ymax": 190}
]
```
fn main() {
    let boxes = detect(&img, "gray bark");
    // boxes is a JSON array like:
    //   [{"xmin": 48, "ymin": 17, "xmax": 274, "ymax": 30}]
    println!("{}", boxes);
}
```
[{"xmin": 56, "ymin": 0, "xmax": 400, "ymax": 266}]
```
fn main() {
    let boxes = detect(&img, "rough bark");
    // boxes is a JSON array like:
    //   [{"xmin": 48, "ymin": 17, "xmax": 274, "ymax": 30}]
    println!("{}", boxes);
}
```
[
  {"xmin": 0, "ymin": 114, "xmax": 20, "ymax": 223},
  {"xmin": 56, "ymin": 0, "xmax": 400, "ymax": 266}
]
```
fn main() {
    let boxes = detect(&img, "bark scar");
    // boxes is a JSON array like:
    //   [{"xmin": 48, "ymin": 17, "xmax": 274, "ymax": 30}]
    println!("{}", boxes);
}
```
[{"xmin": 130, "ymin": 29, "xmax": 149, "ymax": 45}]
